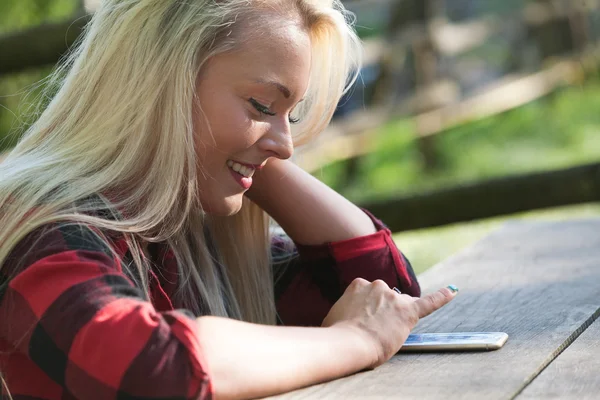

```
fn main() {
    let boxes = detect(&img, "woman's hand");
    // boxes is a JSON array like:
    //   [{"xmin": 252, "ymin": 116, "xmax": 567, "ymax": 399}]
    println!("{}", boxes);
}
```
[
  {"xmin": 196, "ymin": 280, "xmax": 456, "ymax": 400},
  {"xmin": 322, "ymin": 278, "xmax": 458, "ymax": 368}
]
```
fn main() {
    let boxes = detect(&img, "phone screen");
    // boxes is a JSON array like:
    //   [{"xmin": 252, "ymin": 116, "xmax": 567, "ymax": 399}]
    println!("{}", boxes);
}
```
[{"xmin": 398, "ymin": 332, "xmax": 508, "ymax": 352}]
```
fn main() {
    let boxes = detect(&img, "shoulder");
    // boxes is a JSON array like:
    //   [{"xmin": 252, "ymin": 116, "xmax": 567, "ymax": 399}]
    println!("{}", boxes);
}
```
[
  {"xmin": 2, "ymin": 221, "xmax": 117, "ymax": 280},
  {"xmin": 3, "ymin": 193, "xmax": 128, "ymax": 272}
]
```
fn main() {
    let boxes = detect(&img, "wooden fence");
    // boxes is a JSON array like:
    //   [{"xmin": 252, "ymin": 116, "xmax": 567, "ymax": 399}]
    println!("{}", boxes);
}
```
[
  {"xmin": 1, "ymin": 0, "xmax": 599, "ymax": 231},
  {"xmin": 294, "ymin": 0, "xmax": 600, "ymax": 171},
  {"xmin": 360, "ymin": 161, "xmax": 600, "ymax": 232},
  {"xmin": 296, "ymin": 43, "xmax": 600, "ymax": 172}
]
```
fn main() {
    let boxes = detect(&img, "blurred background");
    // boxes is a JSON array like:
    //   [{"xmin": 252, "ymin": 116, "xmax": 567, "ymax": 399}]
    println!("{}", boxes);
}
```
[{"xmin": 1, "ymin": 0, "xmax": 600, "ymax": 274}]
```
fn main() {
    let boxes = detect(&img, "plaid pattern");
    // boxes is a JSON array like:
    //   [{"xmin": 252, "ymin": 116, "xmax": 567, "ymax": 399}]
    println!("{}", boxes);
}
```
[{"xmin": 0, "ymin": 211, "xmax": 418, "ymax": 399}]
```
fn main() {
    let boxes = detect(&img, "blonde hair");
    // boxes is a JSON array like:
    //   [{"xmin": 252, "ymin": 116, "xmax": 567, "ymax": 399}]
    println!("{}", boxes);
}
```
[{"xmin": 0, "ymin": 0, "xmax": 361, "ymax": 325}]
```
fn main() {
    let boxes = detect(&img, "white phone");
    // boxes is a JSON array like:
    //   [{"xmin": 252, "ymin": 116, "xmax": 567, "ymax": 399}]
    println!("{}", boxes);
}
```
[{"xmin": 398, "ymin": 332, "xmax": 509, "ymax": 352}]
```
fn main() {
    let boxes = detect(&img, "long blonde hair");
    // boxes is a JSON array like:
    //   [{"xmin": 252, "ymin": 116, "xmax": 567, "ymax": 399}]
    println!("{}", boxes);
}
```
[{"xmin": 0, "ymin": 0, "xmax": 361, "ymax": 325}]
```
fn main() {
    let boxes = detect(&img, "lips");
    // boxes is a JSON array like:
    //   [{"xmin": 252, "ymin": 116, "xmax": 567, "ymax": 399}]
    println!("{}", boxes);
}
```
[
  {"xmin": 227, "ymin": 160, "xmax": 254, "ymax": 189},
  {"xmin": 227, "ymin": 160, "xmax": 255, "ymax": 178}
]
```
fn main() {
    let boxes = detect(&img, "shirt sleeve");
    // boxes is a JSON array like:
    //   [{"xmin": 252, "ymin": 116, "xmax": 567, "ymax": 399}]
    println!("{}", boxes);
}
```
[
  {"xmin": 272, "ymin": 209, "xmax": 420, "ymax": 327},
  {"xmin": 0, "ymin": 223, "xmax": 213, "ymax": 399}
]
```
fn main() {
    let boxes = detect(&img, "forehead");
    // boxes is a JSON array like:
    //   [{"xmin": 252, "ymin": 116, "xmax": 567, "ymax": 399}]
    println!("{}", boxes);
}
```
[{"xmin": 205, "ymin": 20, "xmax": 312, "ymax": 96}]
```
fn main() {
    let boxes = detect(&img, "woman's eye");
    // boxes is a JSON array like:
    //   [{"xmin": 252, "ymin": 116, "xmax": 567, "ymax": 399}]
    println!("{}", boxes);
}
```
[
  {"xmin": 249, "ymin": 98, "xmax": 276, "ymax": 116},
  {"xmin": 249, "ymin": 98, "xmax": 300, "ymax": 123}
]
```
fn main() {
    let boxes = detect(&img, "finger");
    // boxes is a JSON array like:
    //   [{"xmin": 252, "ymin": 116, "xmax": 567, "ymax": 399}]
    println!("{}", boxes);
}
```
[
  {"xmin": 370, "ymin": 279, "xmax": 389, "ymax": 292},
  {"xmin": 347, "ymin": 277, "xmax": 369, "ymax": 292},
  {"xmin": 413, "ymin": 286, "xmax": 458, "ymax": 319}
]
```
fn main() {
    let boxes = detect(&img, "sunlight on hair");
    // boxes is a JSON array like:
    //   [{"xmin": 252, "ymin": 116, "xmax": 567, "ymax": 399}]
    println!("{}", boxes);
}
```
[
  {"xmin": 84, "ymin": 0, "xmax": 101, "ymax": 13},
  {"xmin": 1, "ymin": 375, "xmax": 12, "ymax": 400},
  {"xmin": 0, "ymin": 0, "xmax": 361, "ymax": 329}
]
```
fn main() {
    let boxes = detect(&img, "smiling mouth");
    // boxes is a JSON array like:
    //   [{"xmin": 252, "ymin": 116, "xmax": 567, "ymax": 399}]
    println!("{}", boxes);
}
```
[
  {"xmin": 227, "ymin": 160, "xmax": 255, "ymax": 178},
  {"xmin": 227, "ymin": 160, "xmax": 255, "ymax": 190}
]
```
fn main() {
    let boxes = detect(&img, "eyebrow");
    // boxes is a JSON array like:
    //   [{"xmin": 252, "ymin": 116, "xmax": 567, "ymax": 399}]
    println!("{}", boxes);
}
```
[{"xmin": 255, "ymin": 79, "xmax": 292, "ymax": 99}]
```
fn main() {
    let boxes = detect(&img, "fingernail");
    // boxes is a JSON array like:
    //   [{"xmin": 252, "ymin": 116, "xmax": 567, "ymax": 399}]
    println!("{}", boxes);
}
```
[{"xmin": 447, "ymin": 284, "xmax": 459, "ymax": 293}]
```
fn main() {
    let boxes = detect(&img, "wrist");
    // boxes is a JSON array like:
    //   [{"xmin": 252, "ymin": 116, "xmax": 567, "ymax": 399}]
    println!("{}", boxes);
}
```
[
  {"xmin": 245, "ymin": 159, "xmax": 289, "ymax": 204},
  {"xmin": 328, "ymin": 322, "xmax": 380, "ymax": 370}
]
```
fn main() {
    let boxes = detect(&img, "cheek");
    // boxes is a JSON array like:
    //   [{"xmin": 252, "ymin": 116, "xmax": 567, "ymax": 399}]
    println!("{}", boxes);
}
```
[
  {"xmin": 218, "ymin": 106, "xmax": 255, "ymax": 148},
  {"xmin": 196, "ymin": 99, "xmax": 256, "ymax": 154}
]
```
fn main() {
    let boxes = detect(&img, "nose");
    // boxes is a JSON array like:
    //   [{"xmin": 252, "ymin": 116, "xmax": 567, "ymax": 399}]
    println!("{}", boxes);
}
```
[{"xmin": 259, "ymin": 120, "xmax": 294, "ymax": 160}]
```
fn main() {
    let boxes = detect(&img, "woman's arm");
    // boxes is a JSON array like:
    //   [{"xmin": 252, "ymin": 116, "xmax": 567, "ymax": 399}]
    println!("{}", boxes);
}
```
[
  {"xmin": 196, "ymin": 316, "xmax": 372, "ymax": 400},
  {"xmin": 1, "ymin": 223, "xmax": 455, "ymax": 400},
  {"xmin": 246, "ymin": 158, "xmax": 376, "ymax": 245},
  {"xmin": 199, "ymin": 282, "xmax": 458, "ymax": 400}
]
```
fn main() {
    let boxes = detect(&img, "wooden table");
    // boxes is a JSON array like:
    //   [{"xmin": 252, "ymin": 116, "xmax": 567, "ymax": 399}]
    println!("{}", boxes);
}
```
[{"xmin": 271, "ymin": 218, "xmax": 600, "ymax": 399}]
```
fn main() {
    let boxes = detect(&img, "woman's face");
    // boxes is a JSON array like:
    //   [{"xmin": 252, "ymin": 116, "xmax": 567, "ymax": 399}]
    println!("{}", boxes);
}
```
[{"xmin": 194, "ymin": 19, "xmax": 311, "ymax": 216}]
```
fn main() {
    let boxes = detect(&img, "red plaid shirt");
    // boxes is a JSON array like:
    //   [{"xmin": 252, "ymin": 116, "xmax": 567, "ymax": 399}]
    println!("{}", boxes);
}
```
[{"xmin": 0, "ymin": 210, "xmax": 419, "ymax": 399}]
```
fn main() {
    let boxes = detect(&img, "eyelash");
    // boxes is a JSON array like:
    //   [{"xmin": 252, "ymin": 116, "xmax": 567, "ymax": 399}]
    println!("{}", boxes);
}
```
[{"xmin": 249, "ymin": 98, "xmax": 300, "ymax": 124}]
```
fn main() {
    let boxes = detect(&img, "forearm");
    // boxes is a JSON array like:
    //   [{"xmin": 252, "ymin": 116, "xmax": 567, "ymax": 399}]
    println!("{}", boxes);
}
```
[
  {"xmin": 196, "ymin": 316, "xmax": 373, "ymax": 400},
  {"xmin": 246, "ymin": 159, "xmax": 376, "ymax": 245}
]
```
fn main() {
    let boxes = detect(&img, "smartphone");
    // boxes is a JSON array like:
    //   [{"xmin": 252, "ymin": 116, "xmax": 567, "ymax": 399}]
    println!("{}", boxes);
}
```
[{"xmin": 398, "ymin": 332, "xmax": 509, "ymax": 352}]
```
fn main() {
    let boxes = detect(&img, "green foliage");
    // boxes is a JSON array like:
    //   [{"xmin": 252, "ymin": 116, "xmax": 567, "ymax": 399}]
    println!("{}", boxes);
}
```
[
  {"xmin": 317, "ymin": 80, "xmax": 600, "ymax": 204},
  {"xmin": 0, "ymin": 0, "xmax": 79, "ymax": 151},
  {"xmin": 0, "ymin": 0, "xmax": 79, "ymax": 34},
  {"xmin": 0, "ymin": 67, "xmax": 55, "ymax": 151}
]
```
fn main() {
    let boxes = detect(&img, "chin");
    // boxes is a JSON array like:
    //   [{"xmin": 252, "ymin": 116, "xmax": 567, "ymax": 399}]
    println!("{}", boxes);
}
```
[{"xmin": 201, "ymin": 196, "xmax": 244, "ymax": 216}]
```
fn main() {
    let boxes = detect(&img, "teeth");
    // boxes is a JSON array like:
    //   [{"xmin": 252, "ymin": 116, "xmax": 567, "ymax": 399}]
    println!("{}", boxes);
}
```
[{"xmin": 227, "ymin": 160, "xmax": 255, "ymax": 178}]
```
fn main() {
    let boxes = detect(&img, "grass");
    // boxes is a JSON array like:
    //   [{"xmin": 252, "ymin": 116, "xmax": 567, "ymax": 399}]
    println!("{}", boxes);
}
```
[{"xmin": 313, "ymin": 79, "xmax": 600, "ymax": 275}]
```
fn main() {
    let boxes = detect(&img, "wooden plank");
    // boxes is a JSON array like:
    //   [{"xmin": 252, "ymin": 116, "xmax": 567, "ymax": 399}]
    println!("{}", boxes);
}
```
[
  {"xmin": 358, "ymin": 162, "xmax": 600, "ymax": 232},
  {"xmin": 268, "ymin": 219, "xmax": 600, "ymax": 399},
  {"xmin": 517, "ymin": 318, "xmax": 600, "ymax": 399},
  {"xmin": 414, "ymin": 59, "xmax": 584, "ymax": 137}
]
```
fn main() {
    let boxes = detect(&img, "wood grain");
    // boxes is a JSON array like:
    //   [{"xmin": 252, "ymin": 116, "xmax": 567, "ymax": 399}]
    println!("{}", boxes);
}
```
[
  {"xmin": 268, "ymin": 219, "xmax": 600, "ymax": 399},
  {"xmin": 517, "ymin": 317, "xmax": 600, "ymax": 399}
]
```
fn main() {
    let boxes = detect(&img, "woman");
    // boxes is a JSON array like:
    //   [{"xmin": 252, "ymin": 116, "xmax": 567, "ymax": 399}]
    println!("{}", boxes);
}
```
[{"xmin": 0, "ymin": 0, "xmax": 457, "ymax": 399}]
